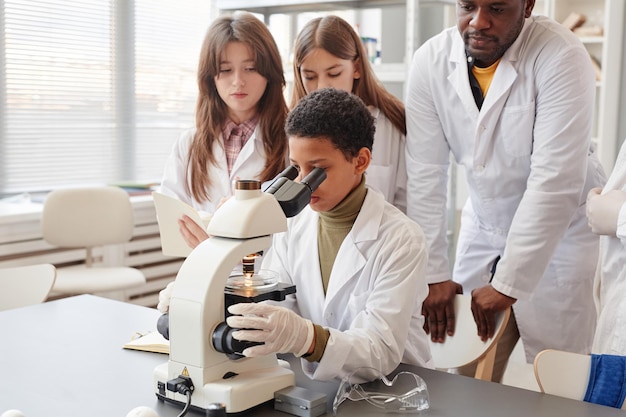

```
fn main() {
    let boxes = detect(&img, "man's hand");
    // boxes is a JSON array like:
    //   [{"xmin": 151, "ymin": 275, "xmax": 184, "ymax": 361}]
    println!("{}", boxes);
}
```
[
  {"xmin": 422, "ymin": 280, "xmax": 463, "ymax": 343},
  {"xmin": 179, "ymin": 214, "xmax": 209, "ymax": 249},
  {"xmin": 586, "ymin": 188, "xmax": 626, "ymax": 236},
  {"xmin": 470, "ymin": 285, "xmax": 515, "ymax": 341}
]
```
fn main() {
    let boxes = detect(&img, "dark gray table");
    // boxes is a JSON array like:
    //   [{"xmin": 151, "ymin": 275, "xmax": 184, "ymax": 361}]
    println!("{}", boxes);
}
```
[{"xmin": 1, "ymin": 295, "xmax": 624, "ymax": 416}]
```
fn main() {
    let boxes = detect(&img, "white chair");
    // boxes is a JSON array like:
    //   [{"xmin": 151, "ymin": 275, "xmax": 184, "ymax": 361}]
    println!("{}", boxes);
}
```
[
  {"xmin": 428, "ymin": 294, "xmax": 511, "ymax": 381},
  {"xmin": 0, "ymin": 264, "xmax": 56, "ymax": 311},
  {"xmin": 42, "ymin": 186, "xmax": 146, "ymax": 299},
  {"xmin": 534, "ymin": 349, "xmax": 626, "ymax": 410}
]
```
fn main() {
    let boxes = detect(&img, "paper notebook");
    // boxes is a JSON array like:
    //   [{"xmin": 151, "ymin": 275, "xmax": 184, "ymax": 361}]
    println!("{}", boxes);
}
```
[
  {"xmin": 123, "ymin": 330, "xmax": 170, "ymax": 354},
  {"xmin": 152, "ymin": 191, "xmax": 211, "ymax": 258}
]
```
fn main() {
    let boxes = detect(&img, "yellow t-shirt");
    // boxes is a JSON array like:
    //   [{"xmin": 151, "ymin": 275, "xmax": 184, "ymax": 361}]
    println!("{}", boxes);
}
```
[{"xmin": 472, "ymin": 58, "xmax": 501, "ymax": 98}]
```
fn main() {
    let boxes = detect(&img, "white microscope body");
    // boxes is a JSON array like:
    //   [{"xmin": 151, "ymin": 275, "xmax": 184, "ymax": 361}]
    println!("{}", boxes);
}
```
[
  {"xmin": 153, "ymin": 167, "xmax": 326, "ymax": 414},
  {"xmin": 153, "ymin": 180, "xmax": 294, "ymax": 413}
]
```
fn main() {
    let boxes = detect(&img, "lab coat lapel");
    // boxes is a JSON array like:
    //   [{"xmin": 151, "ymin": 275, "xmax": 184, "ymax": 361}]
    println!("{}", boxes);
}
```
[
  {"xmin": 213, "ymin": 135, "xmax": 234, "ymax": 198},
  {"xmin": 448, "ymin": 34, "xmax": 480, "ymax": 120},
  {"xmin": 479, "ymin": 59, "xmax": 516, "ymax": 116},
  {"xmin": 230, "ymin": 127, "xmax": 260, "ymax": 176},
  {"xmin": 473, "ymin": 19, "xmax": 531, "ymax": 164},
  {"xmin": 477, "ymin": 17, "xmax": 528, "ymax": 121},
  {"xmin": 324, "ymin": 192, "xmax": 382, "ymax": 308},
  {"xmin": 473, "ymin": 59, "xmax": 517, "ymax": 164},
  {"xmin": 325, "ymin": 240, "xmax": 366, "ymax": 305}
]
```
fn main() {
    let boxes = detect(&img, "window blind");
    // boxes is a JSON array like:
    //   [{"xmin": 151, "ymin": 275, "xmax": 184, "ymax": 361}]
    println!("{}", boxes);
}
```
[{"xmin": 0, "ymin": 0, "xmax": 211, "ymax": 194}]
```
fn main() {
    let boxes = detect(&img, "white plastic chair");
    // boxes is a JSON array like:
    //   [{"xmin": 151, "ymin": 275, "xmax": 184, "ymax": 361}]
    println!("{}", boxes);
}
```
[
  {"xmin": 534, "ymin": 349, "xmax": 626, "ymax": 410},
  {"xmin": 42, "ymin": 186, "xmax": 146, "ymax": 298},
  {"xmin": 0, "ymin": 264, "xmax": 56, "ymax": 311},
  {"xmin": 428, "ymin": 294, "xmax": 511, "ymax": 381}
]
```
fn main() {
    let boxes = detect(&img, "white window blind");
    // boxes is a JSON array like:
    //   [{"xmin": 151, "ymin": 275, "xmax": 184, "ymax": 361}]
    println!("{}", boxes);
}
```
[
  {"xmin": 0, "ymin": 0, "xmax": 211, "ymax": 194},
  {"xmin": 134, "ymin": 0, "xmax": 209, "ymax": 183}
]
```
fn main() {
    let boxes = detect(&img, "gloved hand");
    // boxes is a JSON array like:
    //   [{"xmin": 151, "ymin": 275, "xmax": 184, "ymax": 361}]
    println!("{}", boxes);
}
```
[
  {"xmin": 226, "ymin": 303, "xmax": 314, "ymax": 358},
  {"xmin": 587, "ymin": 188, "xmax": 626, "ymax": 236},
  {"xmin": 157, "ymin": 281, "xmax": 175, "ymax": 313}
]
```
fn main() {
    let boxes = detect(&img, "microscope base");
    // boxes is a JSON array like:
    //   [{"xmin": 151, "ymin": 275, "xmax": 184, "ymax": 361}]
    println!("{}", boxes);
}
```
[{"xmin": 154, "ymin": 362, "xmax": 295, "ymax": 414}]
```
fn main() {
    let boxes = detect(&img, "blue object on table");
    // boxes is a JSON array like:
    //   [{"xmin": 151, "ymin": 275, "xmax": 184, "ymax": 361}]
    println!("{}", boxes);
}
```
[{"xmin": 584, "ymin": 354, "xmax": 626, "ymax": 408}]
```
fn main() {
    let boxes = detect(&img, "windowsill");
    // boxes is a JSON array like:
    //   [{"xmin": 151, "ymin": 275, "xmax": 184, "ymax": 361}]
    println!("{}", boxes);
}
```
[
  {"xmin": 0, "ymin": 194, "xmax": 155, "ymax": 225},
  {"xmin": 0, "ymin": 201, "xmax": 43, "ymax": 225}
]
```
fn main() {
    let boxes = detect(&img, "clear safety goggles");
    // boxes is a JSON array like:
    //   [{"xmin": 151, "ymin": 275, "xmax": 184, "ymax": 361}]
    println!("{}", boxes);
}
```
[{"xmin": 332, "ymin": 367, "xmax": 430, "ymax": 414}]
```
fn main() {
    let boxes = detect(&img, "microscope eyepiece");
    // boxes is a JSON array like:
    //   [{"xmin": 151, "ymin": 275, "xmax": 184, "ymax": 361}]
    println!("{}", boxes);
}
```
[
  {"xmin": 262, "ymin": 165, "xmax": 299, "ymax": 193},
  {"xmin": 301, "ymin": 167, "xmax": 327, "ymax": 193},
  {"xmin": 263, "ymin": 165, "xmax": 326, "ymax": 217}
]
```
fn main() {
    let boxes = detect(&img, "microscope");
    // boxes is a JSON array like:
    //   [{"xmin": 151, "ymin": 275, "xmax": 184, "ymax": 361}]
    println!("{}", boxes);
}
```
[{"xmin": 154, "ymin": 166, "xmax": 326, "ymax": 414}]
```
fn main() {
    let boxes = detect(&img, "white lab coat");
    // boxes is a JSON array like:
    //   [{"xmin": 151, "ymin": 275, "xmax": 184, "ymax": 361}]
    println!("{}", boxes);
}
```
[
  {"xmin": 262, "ymin": 189, "xmax": 432, "ymax": 381},
  {"xmin": 366, "ymin": 107, "xmax": 407, "ymax": 212},
  {"xmin": 160, "ymin": 127, "xmax": 269, "ymax": 215},
  {"xmin": 593, "ymin": 142, "xmax": 626, "ymax": 355},
  {"xmin": 406, "ymin": 16, "xmax": 606, "ymax": 361}
]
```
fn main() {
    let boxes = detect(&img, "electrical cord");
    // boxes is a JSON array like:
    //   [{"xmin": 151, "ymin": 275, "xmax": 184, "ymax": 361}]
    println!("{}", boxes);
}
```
[
  {"xmin": 165, "ymin": 375, "xmax": 226, "ymax": 416},
  {"xmin": 166, "ymin": 375, "xmax": 194, "ymax": 417},
  {"xmin": 176, "ymin": 390, "xmax": 192, "ymax": 417}
]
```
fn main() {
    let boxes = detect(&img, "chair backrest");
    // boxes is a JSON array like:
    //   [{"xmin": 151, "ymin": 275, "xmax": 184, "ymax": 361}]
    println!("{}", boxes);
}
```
[
  {"xmin": 42, "ymin": 186, "xmax": 134, "ymax": 248},
  {"xmin": 535, "ymin": 350, "xmax": 626, "ymax": 410},
  {"xmin": 0, "ymin": 264, "xmax": 56, "ymax": 311},
  {"xmin": 534, "ymin": 349, "xmax": 590, "ymax": 401},
  {"xmin": 428, "ymin": 294, "xmax": 510, "ymax": 380}
]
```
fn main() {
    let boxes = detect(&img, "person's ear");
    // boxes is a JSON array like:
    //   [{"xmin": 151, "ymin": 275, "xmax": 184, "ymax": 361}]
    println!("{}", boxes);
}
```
[
  {"xmin": 354, "ymin": 147, "xmax": 371, "ymax": 174},
  {"xmin": 353, "ymin": 57, "xmax": 362, "ymax": 80},
  {"xmin": 524, "ymin": 0, "xmax": 536, "ymax": 18}
]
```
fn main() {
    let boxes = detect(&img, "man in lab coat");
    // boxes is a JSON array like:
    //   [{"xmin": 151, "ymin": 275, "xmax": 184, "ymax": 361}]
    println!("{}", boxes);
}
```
[{"xmin": 405, "ymin": 0, "xmax": 606, "ymax": 381}]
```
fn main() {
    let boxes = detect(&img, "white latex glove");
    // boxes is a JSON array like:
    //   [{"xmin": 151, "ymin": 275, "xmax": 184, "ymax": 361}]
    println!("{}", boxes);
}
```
[
  {"xmin": 587, "ymin": 188, "xmax": 626, "ymax": 236},
  {"xmin": 226, "ymin": 303, "xmax": 314, "ymax": 358},
  {"xmin": 157, "ymin": 281, "xmax": 175, "ymax": 313}
]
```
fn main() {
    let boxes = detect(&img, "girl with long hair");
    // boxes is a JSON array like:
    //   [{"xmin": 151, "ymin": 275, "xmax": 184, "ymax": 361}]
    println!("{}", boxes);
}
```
[
  {"xmin": 291, "ymin": 15, "xmax": 407, "ymax": 211},
  {"xmin": 160, "ymin": 12, "xmax": 288, "ymax": 248}
]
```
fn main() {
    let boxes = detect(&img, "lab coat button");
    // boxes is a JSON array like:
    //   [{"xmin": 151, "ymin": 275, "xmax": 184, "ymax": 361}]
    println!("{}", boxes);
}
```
[{"xmin": 475, "ymin": 165, "xmax": 485, "ymax": 173}]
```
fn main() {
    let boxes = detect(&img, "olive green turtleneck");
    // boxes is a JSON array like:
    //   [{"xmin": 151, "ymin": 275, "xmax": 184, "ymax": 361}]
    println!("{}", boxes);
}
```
[{"xmin": 317, "ymin": 176, "xmax": 367, "ymax": 294}]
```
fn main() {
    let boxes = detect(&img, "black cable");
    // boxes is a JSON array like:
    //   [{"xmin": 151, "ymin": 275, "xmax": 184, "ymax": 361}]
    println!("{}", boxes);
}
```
[
  {"xmin": 166, "ymin": 375, "xmax": 194, "ymax": 417},
  {"xmin": 176, "ymin": 390, "xmax": 192, "ymax": 417}
]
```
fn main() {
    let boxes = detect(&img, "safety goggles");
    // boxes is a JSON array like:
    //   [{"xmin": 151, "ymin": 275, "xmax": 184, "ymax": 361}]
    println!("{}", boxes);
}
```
[{"xmin": 332, "ymin": 367, "xmax": 430, "ymax": 414}]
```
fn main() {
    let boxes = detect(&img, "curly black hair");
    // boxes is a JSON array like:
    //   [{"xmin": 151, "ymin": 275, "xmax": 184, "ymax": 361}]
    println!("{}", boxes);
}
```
[{"xmin": 285, "ymin": 88, "xmax": 375, "ymax": 160}]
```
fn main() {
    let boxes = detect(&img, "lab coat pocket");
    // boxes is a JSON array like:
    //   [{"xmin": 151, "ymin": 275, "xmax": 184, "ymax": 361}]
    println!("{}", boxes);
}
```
[{"xmin": 499, "ymin": 101, "xmax": 535, "ymax": 157}]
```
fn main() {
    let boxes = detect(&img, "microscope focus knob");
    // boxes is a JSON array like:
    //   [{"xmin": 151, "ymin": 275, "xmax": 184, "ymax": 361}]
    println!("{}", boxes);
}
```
[
  {"xmin": 212, "ymin": 321, "xmax": 262, "ymax": 358},
  {"xmin": 156, "ymin": 313, "xmax": 169, "ymax": 340}
]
